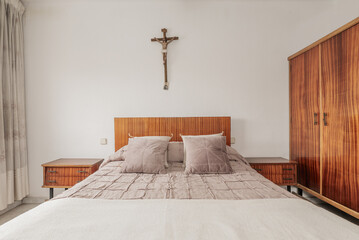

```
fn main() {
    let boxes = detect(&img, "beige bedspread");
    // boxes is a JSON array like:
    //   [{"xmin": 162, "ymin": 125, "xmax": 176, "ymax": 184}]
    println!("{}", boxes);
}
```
[
  {"xmin": 55, "ymin": 160, "xmax": 295, "ymax": 200},
  {"xmin": 2, "ymin": 198, "xmax": 359, "ymax": 240}
]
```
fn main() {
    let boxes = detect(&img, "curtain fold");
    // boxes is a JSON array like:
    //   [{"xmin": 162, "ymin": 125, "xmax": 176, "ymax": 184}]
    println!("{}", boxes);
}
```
[{"xmin": 0, "ymin": 0, "xmax": 28, "ymax": 211}]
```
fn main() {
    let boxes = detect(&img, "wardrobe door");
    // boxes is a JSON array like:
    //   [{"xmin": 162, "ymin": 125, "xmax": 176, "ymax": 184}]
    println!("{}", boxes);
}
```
[
  {"xmin": 290, "ymin": 46, "xmax": 321, "ymax": 193},
  {"xmin": 321, "ymin": 24, "xmax": 359, "ymax": 212}
]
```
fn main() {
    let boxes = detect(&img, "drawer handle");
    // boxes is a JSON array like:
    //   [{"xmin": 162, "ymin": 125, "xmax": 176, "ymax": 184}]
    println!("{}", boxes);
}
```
[
  {"xmin": 314, "ymin": 112, "xmax": 318, "ymax": 125},
  {"xmin": 78, "ymin": 170, "xmax": 87, "ymax": 173},
  {"xmin": 48, "ymin": 170, "xmax": 57, "ymax": 173},
  {"xmin": 283, "ymin": 178, "xmax": 293, "ymax": 180},
  {"xmin": 48, "ymin": 180, "xmax": 56, "ymax": 183},
  {"xmin": 283, "ymin": 168, "xmax": 293, "ymax": 171},
  {"xmin": 323, "ymin": 113, "xmax": 328, "ymax": 126}
]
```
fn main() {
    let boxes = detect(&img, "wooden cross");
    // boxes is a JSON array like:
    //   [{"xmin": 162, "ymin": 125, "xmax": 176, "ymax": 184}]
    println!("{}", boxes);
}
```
[{"xmin": 151, "ymin": 28, "xmax": 179, "ymax": 90}]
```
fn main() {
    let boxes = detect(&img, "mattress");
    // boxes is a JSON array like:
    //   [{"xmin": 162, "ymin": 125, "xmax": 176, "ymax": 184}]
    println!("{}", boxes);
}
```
[{"xmin": 54, "ymin": 160, "xmax": 295, "ymax": 200}]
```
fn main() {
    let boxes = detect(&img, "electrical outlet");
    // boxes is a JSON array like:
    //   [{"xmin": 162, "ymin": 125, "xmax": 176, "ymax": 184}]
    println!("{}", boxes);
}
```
[
  {"xmin": 100, "ymin": 138, "xmax": 107, "ymax": 145},
  {"xmin": 231, "ymin": 137, "xmax": 235, "ymax": 144}
]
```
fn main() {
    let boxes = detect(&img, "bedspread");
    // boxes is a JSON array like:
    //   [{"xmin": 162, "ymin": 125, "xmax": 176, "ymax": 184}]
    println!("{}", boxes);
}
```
[
  {"xmin": 54, "ymin": 160, "xmax": 295, "ymax": 200},
  {"xmin": 1, "ymin": 198, "xmax": 359, "ymax": 240}
]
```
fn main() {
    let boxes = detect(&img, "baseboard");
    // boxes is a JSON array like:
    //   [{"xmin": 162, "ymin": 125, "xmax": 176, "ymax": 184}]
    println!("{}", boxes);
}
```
[
  {"xmin": 22, "ymin": 196, "xmax": 47, "ymax": 204},
  {"xmin": 0, "ymin": 201, "xmax": 22, "ymax": 216},
  {"xmin": 296, "ymin": 184, "xmax": 359, "ymax": 219}
]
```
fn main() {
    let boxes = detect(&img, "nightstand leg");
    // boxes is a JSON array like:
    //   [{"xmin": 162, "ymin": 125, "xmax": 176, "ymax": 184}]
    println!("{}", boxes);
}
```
[
  {"xmin": 49, "ymin": 188, "xmax": 54, "ymax": 199},
  {"xmin": 286, "ymin": 186, "xmax": 291, "ymax": 192},
  {"xmin": 298, "ymin": 188, "xmax": 303, "ymax": 196},
  {"xmin": 65, "ymin": 188, "xmax": 68, "ymax": 190}
]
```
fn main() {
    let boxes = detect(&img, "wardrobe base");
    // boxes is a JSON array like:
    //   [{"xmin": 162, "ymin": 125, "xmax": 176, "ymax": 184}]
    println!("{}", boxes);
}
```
[{"xmin": 296, "ymin": 184, "xmax": 359, "ymax": 219}]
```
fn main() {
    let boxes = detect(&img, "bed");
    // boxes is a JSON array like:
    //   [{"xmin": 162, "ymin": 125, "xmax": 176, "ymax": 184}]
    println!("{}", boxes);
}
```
[{"xmin": 0, "ymin": 117, "xmax": 358, "ymax": 240}]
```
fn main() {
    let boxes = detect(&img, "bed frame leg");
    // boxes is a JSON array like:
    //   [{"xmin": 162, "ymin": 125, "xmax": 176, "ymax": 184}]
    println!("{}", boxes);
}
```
[{"xmin": 286, "ymin": 186, "xmax": 291, "ymax": 192}]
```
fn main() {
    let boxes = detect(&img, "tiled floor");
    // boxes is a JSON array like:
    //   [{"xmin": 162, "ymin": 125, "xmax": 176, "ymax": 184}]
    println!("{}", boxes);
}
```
[
  {"xmin": 0, "ymin": 195, "xmax": 358, "ymax": 226},
  {"xmin": 305, "ymin": 197, "xmax": 359, "ymax": 225},
  {"xmin": 289, "ymin": 186, "xmax": 359, "ymax": 225},
  {"xmin": 0, "ymin": 204, "xmax": 39, "ymax": 226}
]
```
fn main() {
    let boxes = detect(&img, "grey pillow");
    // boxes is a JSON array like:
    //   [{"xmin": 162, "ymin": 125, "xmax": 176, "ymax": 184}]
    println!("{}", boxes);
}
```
[
  {"xmin": 120, "ymin": 138, "xmax": 169, "ymax": 173},
  {"xmin": 183, "ymin": 136, "xmax": 232, "ymax": 174},
  {"xmin": 128, "ymin": 135, "xmax": 172, "ymax": 168},
  {"xmin": 181, "ymin": 132, "xmax": 223, "ymax": 167},
  {"xmin": 168, "ymin": 142, "xmax": 184, "ymax": 162}
]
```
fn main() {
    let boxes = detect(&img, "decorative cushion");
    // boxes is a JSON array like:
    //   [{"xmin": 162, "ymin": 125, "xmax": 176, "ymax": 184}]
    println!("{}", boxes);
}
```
[
  {"xmin": 129, "ymin": 135, "xmax": 172, "ymax": 168},
  {"xmin": 183, "ymin": 136, "xmax": 232, "ymax": 174},
  {"xmin": 181, "ymin": 132, "xmax": 223, "ymax": 167},
  {"xmin": 120, "ymin": 138, "xmax": 169, "ymax": 173}
]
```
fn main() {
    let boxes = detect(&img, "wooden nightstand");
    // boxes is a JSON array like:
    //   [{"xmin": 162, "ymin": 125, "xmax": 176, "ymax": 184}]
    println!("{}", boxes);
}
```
[
  {"xmin": 246, "ymin": 157, "xmax": 297, "ymax": 192},
  {"xmin": 42, "ymin": 158, "xmax": 103, "ymax": 199}
]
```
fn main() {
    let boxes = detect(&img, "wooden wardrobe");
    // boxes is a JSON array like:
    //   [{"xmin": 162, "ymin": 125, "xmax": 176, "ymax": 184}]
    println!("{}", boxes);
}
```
[{"xmin": 289, "ymin": 17, "xmax": 359, "ymax": 219}]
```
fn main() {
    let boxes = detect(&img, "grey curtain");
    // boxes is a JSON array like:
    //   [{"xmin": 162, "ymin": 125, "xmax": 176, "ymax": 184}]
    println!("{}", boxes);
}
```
[{"xmin": 0, "ymin": 0, "xmax": 28, "ymax": 211}]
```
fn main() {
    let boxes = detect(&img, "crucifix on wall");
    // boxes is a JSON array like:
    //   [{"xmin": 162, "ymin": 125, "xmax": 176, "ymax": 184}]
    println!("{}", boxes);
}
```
[{"xmin": 151, "ymin": 28, "xmax": 179, "ymax": 90}]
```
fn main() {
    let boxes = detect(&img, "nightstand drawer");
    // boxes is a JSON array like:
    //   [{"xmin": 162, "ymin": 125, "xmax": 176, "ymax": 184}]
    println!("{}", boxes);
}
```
[
  {"xmin": 260, "ymin": 174, "xmax": 296, "ymax": 185},
  {"xmin": 250, "ymin": 165, "xmax": 282, "ymax": 175},
  {"xmin": 251, "ymin": 164, "xmax": 296, "ymax": 175},
  {"xmin": 282, "ymin": 164, "xmax": 296, "ymax": 175},
  {"xmin": 45, "ymin": 176, "xmax": 87, "ymax": 187},
  {"xmin": 45, "ymin": 167, "xmax": 91, "ymax": 177},
  {"xmin": 282, "ymin": 175, "xmax": 296, "ymax": 184}
]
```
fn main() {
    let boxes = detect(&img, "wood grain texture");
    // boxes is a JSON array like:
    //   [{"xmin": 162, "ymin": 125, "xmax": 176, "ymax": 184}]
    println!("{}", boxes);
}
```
[
  {"xmin": 245, "ymin": 157, "xmax": 296, "ymax": 164},
  {"xmin": 297, "ymin": 184, "xmax": 359, "ymax": 219},
  {"xmin": 45, "ymin": 167, "xmax": 91, "ymax": 177},
  {"xmin": 42, "ymin": 158, "xmax": 104, "ymax": 167},
  {"xmin": 114, "ymin": 117, "xmax": 231, "ymax": 151},
  {"xmin": 319, "ymin": 44, "xmax": 324, "ymax": 195},
  {"xmin": 289, "ymin": 46, "xmax": 321, "ymax": 193},
  {"xmin": 321, "ymin": 23, "xmax": 359, "ymax": 212},
  {"xmin": 288, "ymin": 18, "xmax": 359, "ymax": 60},
  {"xmin": 44, "ymin": 176, "xmax": 88, "ymax": 187},
  {"xmin": 42, "ymin": 159, "xmax": 103, "ymax": 188},
  {"xmin": 249, "ymin": 163, "xmax": 297, "ymax": 185}
]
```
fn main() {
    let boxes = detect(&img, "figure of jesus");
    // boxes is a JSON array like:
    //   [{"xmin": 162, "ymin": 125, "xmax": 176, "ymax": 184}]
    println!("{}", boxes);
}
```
[
  {"xmin": 151, "ymin": 28, "xmax": 179, "ymax": 90},
  {"xmin": 152, "ymin": 37, "xmax": 176, "ymax": 53}
]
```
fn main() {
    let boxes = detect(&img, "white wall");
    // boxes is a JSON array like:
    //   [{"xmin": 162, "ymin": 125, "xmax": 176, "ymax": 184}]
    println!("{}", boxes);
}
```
[{"xmin": 23, "ymin": 0, "xmax": 359, "ymax": 197}]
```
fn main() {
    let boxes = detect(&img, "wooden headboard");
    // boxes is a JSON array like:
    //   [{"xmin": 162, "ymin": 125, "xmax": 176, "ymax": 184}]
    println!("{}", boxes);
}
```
[{"xmin": 114, "ymin": 117, "xmax": 231, "ymax": 151}]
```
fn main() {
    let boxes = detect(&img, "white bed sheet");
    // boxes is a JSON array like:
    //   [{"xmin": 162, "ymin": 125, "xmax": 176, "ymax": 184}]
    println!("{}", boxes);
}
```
[{"xmin": 0, "ymin": 198, "xmax": 358, "ymax": 240}]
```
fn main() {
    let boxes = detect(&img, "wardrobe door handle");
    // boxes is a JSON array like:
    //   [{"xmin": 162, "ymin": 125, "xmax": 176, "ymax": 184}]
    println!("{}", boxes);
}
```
[
  {"xmin": 323, "ymin": 113, "xmax": 328, "ymax": 126},
  {"xmin": 314, "ymin": 113, "xmax": 318, "ymax": 125}
]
